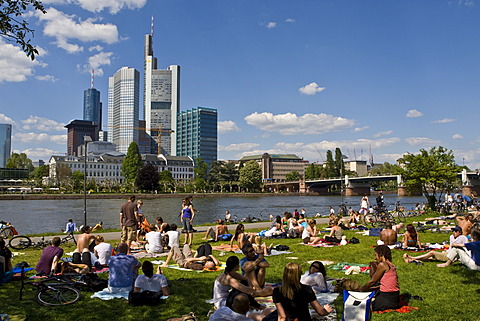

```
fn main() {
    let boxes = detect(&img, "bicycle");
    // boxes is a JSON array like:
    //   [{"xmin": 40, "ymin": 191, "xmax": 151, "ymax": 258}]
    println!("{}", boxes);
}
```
[
  {"xmin": 60, "ymin": 232, "xmax": 77, "ymax": 245},
  {"xmin": 0, "ymin": 221, "xmax": 16, "ymax": 238},
  {"xmin": 9, "ymin": 235, "xmax": 51, "ymax": 250},
  {"xmin": 19, "ymin": 268, "xmax": 82, "ymax": 306},
  {"xmin": 388, "ymin": 201, "xmax": 406, "ymax": 223},
  {"xmin": 363, "ymin": 208, "xmax": 395, "ymax": 227}
]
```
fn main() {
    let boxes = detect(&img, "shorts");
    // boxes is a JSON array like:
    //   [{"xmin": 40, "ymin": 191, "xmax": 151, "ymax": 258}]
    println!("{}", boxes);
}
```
[
  {"xmin": 121, "ymin": 225, "xmax": 137, "ymax": 242},
  {"xmin": 72, "ymin": 251, "xmax": 92, "ymax": 267},
  {"xmin": 432, "ymin": 251, "xmax": 448, "ymax": 262},
  {"xmin": 182, "ymin": 218, "xmax": 193, "ymax": 232}
]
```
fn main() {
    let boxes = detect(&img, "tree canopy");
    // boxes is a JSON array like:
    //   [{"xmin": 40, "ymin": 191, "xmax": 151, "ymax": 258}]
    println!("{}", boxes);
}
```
[
  {"xmin": 135, "ymin": 163, "xmax": 160, "ymax": 192},
  {"xmin": 285, "ymin": 171, "xmax": 302, "ymax": 181},
  {"xmin": 0, "ymin": 0, "xmax": 46, "ymax": 60},
  {"xmin": 121, "ymin": 142, "xmax": 143, "ymax": 183},
  {"xmin": 239, "ymin": 160, "xmax": 262, "ymax": 191},
  {"xmin": 398, "ymin": 146, "xmax": 461, "ymax": 210},
  {"xmin": 6, "ymin": 152, "xmax": 34, "ymax": 172}
]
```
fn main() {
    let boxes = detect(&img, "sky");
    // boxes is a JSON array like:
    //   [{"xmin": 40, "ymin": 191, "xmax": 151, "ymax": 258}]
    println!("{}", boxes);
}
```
[{"xmin": 0, "ymin": 0, "xmax": 479, "ymax": 169}]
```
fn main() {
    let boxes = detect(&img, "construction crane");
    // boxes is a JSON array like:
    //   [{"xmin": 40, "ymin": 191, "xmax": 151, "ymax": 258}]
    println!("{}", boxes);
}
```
[{"xmin": 109, "ymin": 124, "xmax": 174, "ymax": 155}]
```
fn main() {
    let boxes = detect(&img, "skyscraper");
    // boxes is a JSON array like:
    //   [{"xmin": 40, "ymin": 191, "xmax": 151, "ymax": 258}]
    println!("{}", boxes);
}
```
[
  {"xmin": 83, "ymin": 87, "xmax": 102, "ymax": 127},
  {"xmin": 0, "ymin": 123, "xmax": 12, "ymax": 167},
  {"xmin": 144, "ymin": 34, "xmax": 180, "ymax": 155},
  {"xmin": 65, "ymin": 120, "xmax": 98, "ymax": 156},
  {"xmin": 107, "ymin": 67, "xmax": 140, "ymax": 154},
  {"xmin": 176, "ymin": 107, "xmax": 218, "ymax": 168}
]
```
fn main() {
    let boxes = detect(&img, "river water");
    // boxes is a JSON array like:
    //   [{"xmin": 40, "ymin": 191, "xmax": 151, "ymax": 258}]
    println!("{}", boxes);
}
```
[{"xmin": 1, "ymin": 195, "xmax": 426, "ymax": 234}]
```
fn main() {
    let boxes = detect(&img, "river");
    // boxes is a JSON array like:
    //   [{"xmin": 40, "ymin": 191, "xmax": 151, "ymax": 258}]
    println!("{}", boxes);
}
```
[{"xmin": 1, "ymin": 194, "xmax": 427, "ymax": 234}]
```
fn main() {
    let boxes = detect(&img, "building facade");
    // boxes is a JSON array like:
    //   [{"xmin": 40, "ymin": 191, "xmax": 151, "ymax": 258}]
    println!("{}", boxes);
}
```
[
  {"xmin": 141, "ymin": 154, "xmax": 194, "ymax": 183},
  {"xmin": 176, "ymin": 107, "xmax": 217, "ymax": 168},
  {"xmin": 83, "ymin": 87, "xmax": 102, "ymax": 127},
  {"xmin": 240, "ymin": 153, "xmax": 308, "ymax": 182},
  {"xmin": 107, "ymin": 67, "xmax": 140, "ymax": 154},
  {"xmin": 48, "ymin": 154, "xmax": 124, "ymax": 185},
  {"xmin": 144, "ymin": 34, "xmax": 180, "ymax": 155},
  {"xmin": 65, "ymin": 120, "xmax": 98, "ymax": 156},
  {"xmin": 0, "ymin": 123, "xmax": 12, "ymax": 168}
]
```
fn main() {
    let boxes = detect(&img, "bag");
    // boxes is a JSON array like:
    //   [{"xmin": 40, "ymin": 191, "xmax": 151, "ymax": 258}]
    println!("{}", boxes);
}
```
[
  {"xmin": 274, "ymin": 245, "xmax": 290, "ymax": 251},
  {"xmin": 342, "ymin": 290, "xmax": 375, "ymax": 321},
  {"xmin": 218, "ymin": 233, "xmax": 232, "ymax": 241},
  {"xmin": 80, "ymin": 273, "xmax": 108, "ymax": 292},
  {"xmin": 128, "ymin": 290, "xmax": 162, "ymax": 306},
  {"xmin": 349, "ymin": 237, "xmax": 360, "ymax": 244},
  {"xmin": 287, "ymin": 229, "xmax": 300, "ymax": 238}
]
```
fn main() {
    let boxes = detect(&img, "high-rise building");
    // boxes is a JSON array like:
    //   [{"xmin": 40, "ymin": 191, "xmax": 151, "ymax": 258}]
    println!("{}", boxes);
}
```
[
  {"xmin": 107, "ymin": 67, "xmax": 140, "ymax": 154},
  {"xmin": 176, "ymin": 107, "xmax": 217, "ymax": 168},
  {"xmin": 144, "ymin": 34, "xmax": 180, "ymax": 155},
  {"xmin": 83, "ymin": 87, "xmax": 102, "ymax": 127},
  {"xmin": 0, "ymin": 123, "xmax": 12, "ymax": 167},
  {"xmin": 65, "ymin": 120, "xmax": 98, "ymax": 156}
]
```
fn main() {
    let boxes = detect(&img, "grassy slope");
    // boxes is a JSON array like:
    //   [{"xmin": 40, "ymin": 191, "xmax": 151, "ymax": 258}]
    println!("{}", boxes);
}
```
[{"xmin": 1, "ymin": 214, "xmax": 479, "ymax": 321}]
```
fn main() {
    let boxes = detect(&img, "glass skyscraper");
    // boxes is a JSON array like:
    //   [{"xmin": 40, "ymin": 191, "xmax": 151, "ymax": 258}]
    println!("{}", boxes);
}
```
[
  {"xmin": 107, "ymin": 67, "xmax": 140, "ymax": 154},
  {"xmin": 0, "ymin": 123, "xmax": 12, "ymax": 167},
  {"xmin": 176, "ymin": 107, "xmax": 217, "ymax": 168},
  {"xmin": 83, "ymin": 88, "xmax": 102, "ymax": 126}
]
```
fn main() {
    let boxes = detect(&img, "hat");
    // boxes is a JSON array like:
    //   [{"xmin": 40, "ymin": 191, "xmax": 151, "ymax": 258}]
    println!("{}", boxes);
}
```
[{"xmin": 451, "ymin": 226, "xmax": 462, "ymax": 233}]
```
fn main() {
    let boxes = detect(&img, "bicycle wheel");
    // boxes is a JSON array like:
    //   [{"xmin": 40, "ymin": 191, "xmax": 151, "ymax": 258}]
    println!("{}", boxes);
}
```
[
  {"xmin": 36, "ymin": 286, "xmax": 81, "ymax": 306},
  {"xmin": 0, "ymin": 227, "xmax": 14, "ymax": 238},
  {"xmin": 390, "ymin": 211, "xmax": 405, "ymax": 223},
  {"xmin": 9, "ymin": 235, "xmax": 32, "ymax": 250}
]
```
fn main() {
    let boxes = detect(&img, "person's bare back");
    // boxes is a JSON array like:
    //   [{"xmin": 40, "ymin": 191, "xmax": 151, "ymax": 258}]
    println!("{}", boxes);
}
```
[
  {"xmin": 76, "ymin": 226, "xmax": 95, "ymax": 252},
  {"xmin": 380, "ymin": 228, "xmax": 397, "ymax": 245}
]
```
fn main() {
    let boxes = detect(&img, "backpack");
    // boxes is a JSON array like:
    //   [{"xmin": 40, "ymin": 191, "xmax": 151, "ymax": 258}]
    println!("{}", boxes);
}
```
[
  {"xmin": 349, "ymin": 237, "xmax": 360, "ymax": 244},
  {"xmin": 80, "ymin": 273, "xmax": 108, "ymax": 292},
  {"xmin": 287, "ymin": 229, "xmax": 300, "ymax": 239},
  {"xmin": 274, "ymin": 245, "xmax": 290, "ymax": 251}
]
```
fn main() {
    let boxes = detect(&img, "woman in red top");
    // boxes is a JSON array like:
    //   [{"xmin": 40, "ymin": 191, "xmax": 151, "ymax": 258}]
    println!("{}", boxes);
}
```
[{"xmin": 359, "ymin": 245, "xmax": 400, "ymax": 311}]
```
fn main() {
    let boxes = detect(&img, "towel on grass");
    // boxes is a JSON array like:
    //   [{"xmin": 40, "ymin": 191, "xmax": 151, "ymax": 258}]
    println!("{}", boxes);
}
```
[
  {"xmin": 132, "ymin": 252, "xmax": 168, "ymax": 259},
  {"xmin": 373, "ymin": 306, "xmax": 419, "ymax": 314},
  {"xmin": 328, "ymin": 262, "xmax": 370, "ymax": 274},
  {"xmin": 155, "ymin": 261, "xmax": 226, "ymax": 272}
]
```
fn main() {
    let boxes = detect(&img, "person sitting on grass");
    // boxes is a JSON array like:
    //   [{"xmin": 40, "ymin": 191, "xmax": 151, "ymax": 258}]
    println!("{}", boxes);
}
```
[
  {"xmin": 202, "ymin": 219, "xmax": 230, "ymax": 241},
  {"xmin": 0, "ymin": 237, "xmax": 12, "ymax": 273},
  {"xmin": 72, "ymin": 225, "xmax": 96, "ymax": 269},
  {"xmin": 437, "ymin": 228, "xmax": 480, "ymax": 270},
  {"xmin": 252, "ymin": 236, "xmax": 274, "ymax": 255},
  {"xmin": 145, "ymin": 228, "xmax": 164, "ymax": 254},
  {"xmin": 93, "ymin": 235, "xmax": 112, "ymax": 267},
  {"xmin": 161, "ymin": 243, "xmax": 221, "ymax": 271},
  {"xmin": 379, "ymin": 222, "xmax": 397, "ymax": 245},
  {"xmin": 210, "ymin": 293, "xmax": 273, "ymax": 321},
  {"xmin": 240, "ymin": 243, "xmax": 270, "ymax": 291},
  {"xmin": 129, "ymin": 261, "xmax": 170, "ymax": 306},
  {"xmin": 108, "ymin": 242, "xmax": 141, "ymax": 293},
  {"xmin": 403, "ymin": 225, "xmax": 468, "ymax": 265},
  {"xmin": 359, "ymin": 245, "xmax": 400, "ymax": 311},
  {"xmin": 35, "ymin": 236, "xmax": 63, "ymax": 275},
  {"xmin": 302, "ymin": 219, "xmax": 322, "ymax": 245},
  {"xmin": 155, "ymin": 216, "xmax": 169, "ymax": 233},
  {"xmin": 402, "ymin": 224, "xmax": 422, "ymax": 249},
  {"xmin": 456, "ymin": 213, "xmax": 474, "ymax": 237},
  {"xmin": 164, "ymin": 223, "xmax": 180, "ymax": 249},
  {"xmin": 324, "ymin": 219, "xmax": 343, "ymax": 243},
  {"xmin": 300, "ymin": 261, "xmax": 331, "ymax": 293},
  {"xmin": 230, "ymin": 224, "xmax": 252, "ymax": 250}
]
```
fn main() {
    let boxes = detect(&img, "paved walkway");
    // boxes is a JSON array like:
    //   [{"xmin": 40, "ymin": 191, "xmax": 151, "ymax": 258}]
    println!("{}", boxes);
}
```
[{"xmin": 28, "ymin": 218, "xmax": 329, "ymax": 243}]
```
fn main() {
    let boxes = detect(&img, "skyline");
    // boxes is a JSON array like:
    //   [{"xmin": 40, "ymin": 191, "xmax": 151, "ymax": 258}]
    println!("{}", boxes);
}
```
[{"xmin": 0, "ymin": 0, "xmax": 479, "ymax": 169}]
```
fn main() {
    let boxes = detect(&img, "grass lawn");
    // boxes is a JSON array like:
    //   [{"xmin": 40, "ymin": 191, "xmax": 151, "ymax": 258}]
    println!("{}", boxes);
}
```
[{"xmin": 1, "ymin": 213, "xmax": 479, "ymax": 321}]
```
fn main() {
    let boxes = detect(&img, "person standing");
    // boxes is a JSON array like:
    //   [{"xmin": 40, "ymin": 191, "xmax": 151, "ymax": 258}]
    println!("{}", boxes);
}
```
[
  {"xmin": 181, "ymin": 198, "xmax": 195, "ymax": 246},
  {"xmin": 120, "ymin": 196, "xmax": 139, "ymax": 252},
  {"xmin": 359, "ymin": 194, "xmax": 370, "ymax": 215}
]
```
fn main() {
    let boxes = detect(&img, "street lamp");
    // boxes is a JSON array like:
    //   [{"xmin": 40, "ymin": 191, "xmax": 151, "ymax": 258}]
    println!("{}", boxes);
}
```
[{"xmin": 83, "ymin": 136, "xmax": 93, "ymax": 227}]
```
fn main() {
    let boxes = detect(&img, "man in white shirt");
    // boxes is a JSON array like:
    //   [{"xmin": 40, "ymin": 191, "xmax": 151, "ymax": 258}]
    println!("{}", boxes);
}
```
[
  {"xmin": 145, "ymin": 230, "xmax": 163, "ymax": 253},
  {"xmin": 209, "ymin": 293, "xmax": 271, "ymax": 321},
  {"xmin": 165, "ymin": 223, "xmax": 180, "ymax": 249},
  {"xmin": 93, "ymin": 235, "xmax": 112, "ymax": 266}
]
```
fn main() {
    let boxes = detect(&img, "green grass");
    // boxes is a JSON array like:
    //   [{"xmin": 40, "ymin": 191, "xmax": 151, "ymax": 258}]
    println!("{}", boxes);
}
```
[{"xmin": 1, "ymin": 213, "xmax": 479, "ymax": 321}]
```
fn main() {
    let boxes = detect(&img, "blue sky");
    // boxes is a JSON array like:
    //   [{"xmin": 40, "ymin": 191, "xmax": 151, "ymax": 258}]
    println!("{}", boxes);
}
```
[{"xmin": 0, "ymin": 0, "xmax": 479, "ymax": 169}]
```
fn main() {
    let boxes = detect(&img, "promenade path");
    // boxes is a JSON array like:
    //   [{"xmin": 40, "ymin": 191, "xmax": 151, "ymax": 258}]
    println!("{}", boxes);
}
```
[{"xmin": 28, "ymin": 218, "xmax": 329, "ymax": 243}]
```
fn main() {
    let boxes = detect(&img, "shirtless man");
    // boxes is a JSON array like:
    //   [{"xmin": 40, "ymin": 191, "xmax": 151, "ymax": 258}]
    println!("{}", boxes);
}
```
[
  {"xmin": 160, "ymin": 244, "xmax": 220, "ymax": 270},
  {"xmin": 380, "ymin": 223, "xmax": 397, "ymax": 245},
  {"xmin": 202, "ymin": 219, "xmax": 229, "ymax": 241},
  {"xmin": 456, "ymin": 214, "xmax": 474, "ymax": 236},
  {"xmin": 72, "ymin": 225, "xmax": 96, "ymax": 268},
  {"xmin": 240, "ymin": 243, "xmax": 270, "ymax": 290}
]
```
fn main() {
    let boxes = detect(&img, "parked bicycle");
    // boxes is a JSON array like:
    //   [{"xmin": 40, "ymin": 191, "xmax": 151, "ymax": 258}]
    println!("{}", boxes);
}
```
[
  {"xmin": 9, "ymin": 235, "xmax": 50, "ymax": 250},
  {"xmin": 363, "ymin": 207, "xmax": 395, "ymax": 227},
  {"xmin": 388, "ymin": 201, "xmax": 406, "ymax": 223},
  {"xmin": 0, "ymin": 221, "xmax": 17, "ymax": 238}
]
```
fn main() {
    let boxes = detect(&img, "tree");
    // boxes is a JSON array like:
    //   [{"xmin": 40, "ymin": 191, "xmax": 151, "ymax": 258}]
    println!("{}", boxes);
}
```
[
  {"xmin": 71, "ymin": 171, "xmax": 84, "ymax": 192},
  {"xmin": 398, "ymin": 146, "xmax": 461, "ymax": 210},
  {"xmin": 55, "ymin": 164, "xmax": 71, "ymax": 187},
  {"xmin": 194, "ymin": 157, "xmax": 208, "ymax": 180},
  {"xmin": 334, "ymin": 148, "xmax": 345, "ymax": 177},
  {"xmin": 239, "ymin": 160, "xmax": 262, "ymax": 192},
  {"xmin": 121, "ymin": 142, "xmax": 143, "ymax": 183},
  {"xmin": 135, "ymin": 163, "xmax": 160, "ymax": 192},
  {"xmin": 159, "ymin": 170, "xmax": 175, "ymax": 192},
  {"xmin": 0, "ymin": 0, "xmax": 47, "ymax": 60},
  {"xmin": 6, "ymin": 152, "xmax": 34, "ymax": 173},
  {"xmin": 305, "ymin": 163, "xmax": 320, "ymax": 180},
  {"xmin": 325, "ymin": 150, "xmax": 336, "ymax": 178},
  {"xmin": 31, "ymin": 164, "xmax": 49, "ymax": 181},
  {"xmin": 285, "ymin": 171, "xmax": 302, "ymax": 181}
]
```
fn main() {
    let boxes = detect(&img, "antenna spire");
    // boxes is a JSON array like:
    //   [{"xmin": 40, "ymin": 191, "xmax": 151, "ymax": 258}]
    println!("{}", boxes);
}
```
[
  {"xmin": 151, "ymin": 16, "xmax": 154, "ymax": 38},
  {"xmin": 91, "ymin": 69, "xmax": 94, "ymax": 88}
]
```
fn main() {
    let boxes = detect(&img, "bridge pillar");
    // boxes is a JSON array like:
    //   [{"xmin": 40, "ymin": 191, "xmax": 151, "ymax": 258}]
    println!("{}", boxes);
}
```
[
  {"xmin": 345, "ymin": 186, "xmax": 370, "ymax": 196},
  {"xmin": 299, "ymin": 180, "xmax": 306, "ymax": 194}
]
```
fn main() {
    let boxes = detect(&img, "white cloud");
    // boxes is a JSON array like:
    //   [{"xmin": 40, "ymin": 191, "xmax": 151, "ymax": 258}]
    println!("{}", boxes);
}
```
[
  {"xmin": 36, "ymin": 75, "xmax": 58, "ymax": 82},
  {"xmin": 373, "ymin": 130, "xmax": 393, "ymax": 138},
  {"xmin": 404, "ymin": 137, "xmax": 441, "ymax": 146},
  {"xmin": 0, "ymin": 114, "xmax": 16, "ymax": 126},
  {"xmin": 458, "ymin": 0, "xmax": 475, "ymax": 7},
  {"xmin": 88, "ymin": 45, "xmax": 104, "ymax": 52},
  {"xmin": 406, "ymin": 109, "xmax": 423, "ymax": 118},
  {"xmin": 79, "ymin": 51, "xmax": 113, "ymax": 76},
  {"xmin": 14, "ymin": 133, "xmax": 66, "ymax": 144},
  {"xmin": 299, "ymin": 82, "xmax": 325, "ymax": 95},
  {"xmin": 21, "ymin": 116, "xmax": 65, "ymax": 132},
  {"xmin": 375, "ymin": 153, "xmax": 407, "ymax": 163},
  {"xmin": 21, "ymin": 147, "xmax": 62, "ymax": 160},
  {"xmin": 432, "ymin": 118, "xmax": 455, "ymax": 124},
  {"xmin": 42, "ymin": 0, "xmax": 147, "ymax": 14},
  {"xmin": 354, "ymin": 126, "xmax": 369, "ymax": 132},
  {"xmin": 266, "ymin": 22, "xmax": 277, "ymax": 29},
  {"xmin": 285, "ymin": 18, "xmax": 295, "ymax": 23},
  {"xmin": 218, "ymin": 121, "xmax": 239, "ymax": 134},
  {"xmin": 452, "ymin": 134, "xmax": 464, "ymax": 139},
  {"xmin": 37, "ymin": 7, "xmax": 119, "ymax": 53},
  {"xmin": 223, "ymin": 143, "xmax": 260, "ymax": 151},
  {"xmin": 244, "ymin": 112, "xmax": 356, "ymax": 135},
  {"xmin": 0, "ymin": 40, "xmax": 46, "ymax": 83}
]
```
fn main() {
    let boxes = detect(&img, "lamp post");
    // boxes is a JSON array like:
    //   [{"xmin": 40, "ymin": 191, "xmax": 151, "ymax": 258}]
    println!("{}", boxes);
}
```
[{"xmin": 83, "ymin": 136, "xmax": 92, "ymax": 227}]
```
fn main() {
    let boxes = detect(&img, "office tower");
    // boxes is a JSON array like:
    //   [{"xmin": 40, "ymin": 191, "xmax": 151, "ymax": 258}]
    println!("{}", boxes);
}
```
[
  {"xmin": 83, "ymin": 87, "xmax": 102, "ymax": 127},
  {"xmin": 144, "ymin": 34, "xmax": 180, "ymax": 155},
  {"xmin": 0, "ymin": 124, "xmax": 12, "ymax": 167},
  {"xmin": 176, "ymin": 107, "xmax": 217, "ymax": 168},
  {"xmin": 65, "ymin": 120, "xmax": 98, "ymax": 156},
  {"xmin": 107, "ymin": 67, "xmax": 140, "ymax": 154}
]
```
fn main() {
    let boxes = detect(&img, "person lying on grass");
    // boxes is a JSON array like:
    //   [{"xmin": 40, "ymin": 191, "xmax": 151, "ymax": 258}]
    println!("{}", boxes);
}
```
[
  {"xmin": 161, "ymin": 243, "xmax": 221, "ymax": 271},
  {"xmin": 359, "ymin": 245, "xmax": 400, "ymax": 311},
  {"xmin": 437, "ymin": 227, "xmax": 480, "ymax": 270},
  {"xmin": 403, "ymin": 225, "xmax": 468, "ymax": 265}
]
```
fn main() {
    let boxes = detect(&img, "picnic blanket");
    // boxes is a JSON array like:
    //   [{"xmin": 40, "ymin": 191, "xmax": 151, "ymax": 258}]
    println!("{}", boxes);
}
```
[
  {"xmin": 132, "ymin": 251, "xmax": 168, "ymax": 259},
  {"xmin": 328, "ymin": 262, "xmax": 370, "ymax": 274},
  {"xmin": 211, "ymin": 244, "xmax": 292, "ymax": 256},
  {"xmin": 373, "ymin": 305, "xmax": 419, "ymax": 314},
  {"xmin": 91, "ymin": 288, "xmax": 129, "ymax": 300},
  {"xmin": 152, "ymin": 260, "xmax": 226, "ymax": 272}
]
